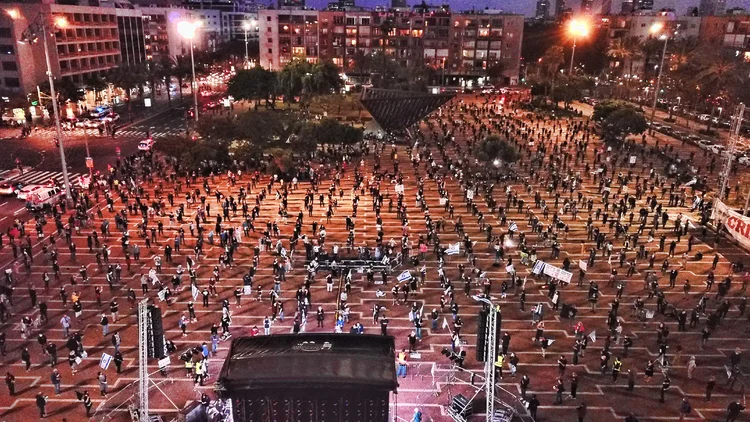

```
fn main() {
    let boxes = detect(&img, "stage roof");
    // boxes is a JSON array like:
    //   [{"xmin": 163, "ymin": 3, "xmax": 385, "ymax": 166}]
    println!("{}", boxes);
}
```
[
  {"xmin": 359, "ymin": 88, "xmax": 455, "ymax": 132},
  {"xmin": 218, "ymin": 334, "xmax": 398, "ymax": 392}
]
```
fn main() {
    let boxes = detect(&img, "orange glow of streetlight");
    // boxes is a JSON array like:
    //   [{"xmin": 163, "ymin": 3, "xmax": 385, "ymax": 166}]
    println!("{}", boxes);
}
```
[
  {"xmin": 568, "ymin": 18, "xmax": 590, "ymax": 38},
  {"xmin": 650, "ymin": 21, "xmax": 665, "ymax": 35},
  {"xmin": 6, "ymin": 9, "xmax": 19, "ymax": 20},
  {"xmin": 54, "ymin": 16, "xmax": 68, "ymax": 28}
]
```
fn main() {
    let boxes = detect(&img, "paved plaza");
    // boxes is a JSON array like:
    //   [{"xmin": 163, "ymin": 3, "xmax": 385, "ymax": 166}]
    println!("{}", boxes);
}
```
[{"xmin": 0, "ymin": 94, "xmax": 747, "ymax": 422}]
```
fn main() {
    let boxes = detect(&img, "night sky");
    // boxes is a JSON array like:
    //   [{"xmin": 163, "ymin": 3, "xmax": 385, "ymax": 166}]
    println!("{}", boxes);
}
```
[{"xmin": 303, "ymin": 0, "xmax": 750, "ymax": 16}]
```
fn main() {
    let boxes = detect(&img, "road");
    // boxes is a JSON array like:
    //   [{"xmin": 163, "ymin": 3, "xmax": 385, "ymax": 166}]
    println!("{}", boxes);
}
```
[{"xmin": 0, "ymin": 106, "xmax": 188, "ymax": 229}]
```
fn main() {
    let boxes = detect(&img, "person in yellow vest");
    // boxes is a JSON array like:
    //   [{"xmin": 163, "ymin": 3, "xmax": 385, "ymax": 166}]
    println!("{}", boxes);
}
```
[
  {"xmin": 495, "ymin": 353, "xmax": 505, "ymax": 379},
  {"xmin": 397, "ymin": 349, "xmax": 408, "ymax": 378}
]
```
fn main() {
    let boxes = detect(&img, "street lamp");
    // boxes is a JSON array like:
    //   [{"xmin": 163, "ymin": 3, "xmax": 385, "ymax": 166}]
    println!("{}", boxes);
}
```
[
  {"xmin": 567, "ymin": 18, "xmax": 590, "ymax": 75},
  {"xmin": 648, "ymin": 21, "xmax": 670, "ymax": 135},
  {"xmin": 178, "ymin": 20, "xmax": 201, "ymax": 123},
  {"xmin": 242, "ymin": 21, "xmax": 251, "ymax": 67},
  {"xmin": 14, "ymin": 10, "xmax": 73, "ymax": 201}
]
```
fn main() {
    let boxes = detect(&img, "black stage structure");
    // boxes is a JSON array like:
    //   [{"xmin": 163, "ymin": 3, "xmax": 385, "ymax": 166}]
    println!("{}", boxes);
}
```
[
  {"xmin": 360, "ymin": 88, "xmax": 455, "ymax": 133},
  {"xmin": 217, "ymin": 334, "xmax": 397, "ymax": 422}
]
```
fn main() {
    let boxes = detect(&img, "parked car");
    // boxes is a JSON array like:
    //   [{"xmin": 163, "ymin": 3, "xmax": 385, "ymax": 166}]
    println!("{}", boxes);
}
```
[
  {"xmin": 138, "ymin": 138, "xmax": 155, "ymax": 151},
  {"xmin": 0, "ymin": 181, "xmax": 24, "ymax": 196}
]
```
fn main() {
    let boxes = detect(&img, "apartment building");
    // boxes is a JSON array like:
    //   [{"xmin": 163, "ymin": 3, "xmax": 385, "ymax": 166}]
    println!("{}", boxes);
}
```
[
  {"xmin": 0, "ymin": 2, "xmax": 145, "ymax": 95},
  {"xmin": 699, "ymin": 13, "xmax": 750, "ymax": 58},
  {"xmin": 259, "ymin": 8, "xmax": 524, "ymax": 85},
  {"xmin": 603, "ymin": 11, "xmax": 702, "ymax": 75},
  {"xmin": 139, "ymin": 7, "xmax": 203, "ymax": 61}
]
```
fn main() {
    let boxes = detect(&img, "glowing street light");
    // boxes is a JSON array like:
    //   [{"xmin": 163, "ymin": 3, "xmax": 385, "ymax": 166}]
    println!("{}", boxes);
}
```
[
  {"xmin": 178, "ymin": 20, "xmax": 201, "ymax": 123},
  {"xmin": 648, "ymin": 21, "xmax": 670, "ymax": 134},
  {"xmin": 568, "ymin": 18, "xmax": 590, "ymax": 74}
]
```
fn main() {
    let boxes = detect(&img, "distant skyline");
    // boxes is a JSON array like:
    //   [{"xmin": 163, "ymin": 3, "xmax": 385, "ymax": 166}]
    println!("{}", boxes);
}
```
[{"xmin": 304, "ymin": 0, "xmax": 750, "ymax": 16}]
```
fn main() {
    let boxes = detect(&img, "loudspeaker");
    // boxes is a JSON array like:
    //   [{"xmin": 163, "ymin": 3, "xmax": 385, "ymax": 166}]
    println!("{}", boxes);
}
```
[
  {"xmin": 449, "ymin": 394, "xmax": 472, "ymax": 418},
  {"xmin": 148, "ymin": 305, "xmax": 165, "ymax": 359},
  {"xmin": 475, "ymin": 310, "xmax": 488, "ymax": 361}
]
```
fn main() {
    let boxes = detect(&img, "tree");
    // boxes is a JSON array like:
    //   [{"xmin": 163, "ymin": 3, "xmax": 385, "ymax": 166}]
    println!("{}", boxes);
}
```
[
  {"xmin": 277, "ymin": 59, "xmax": 342, "ymax": 103},
  {"xmin": 227, "ymin": 67, "xmax": 277, "ymax": 109},
  {"xmin": 540, "ymin": 45, "xmax": 565, "ymax": 101},
  {"xmin": 475, "ymin": 135, "xmax": 519, "ymax": 164},
  {"xmin": 298, "ymin": 118, "xmax": 363, "ymax": 149},
  {"xmin": 55, "ymin": 78, "xmax": 84, "ymax": 103},
  {"xmin": 592, "ymin": 99, "xmax": 636, "ymax": 121},
  {"xmin": 157, "ymin": 55, "xmax": 175, "ymax": 107},
  {"xmin": 83, "ymin": 75, "xmax": 107, "ymax": 105},
  {"xmin": 601, "ymin": 108, "xmax": 647, "ymax": 141}
]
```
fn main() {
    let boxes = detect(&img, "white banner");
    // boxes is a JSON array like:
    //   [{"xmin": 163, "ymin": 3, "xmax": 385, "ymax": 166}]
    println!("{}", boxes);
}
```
[
  {"xmin": 542, "ymin": 263, "xmax": 573, "ymax": 284},
  {"xmin": 712, "ymin": 200, "xmax": 750, "ymax": 251},
  {"xmin": 100, "ymin": 353, "xmax": 113, "ymax": 370},
  {"xmin": 532, "ymin": 260, "xmax": 545, "ymax": 275},
  {"xmin": 578, "ymin": 260, "xmax": 588, "ymax": 272},
  {"xmin": 192, "ymin": 284, "xmax": 200, "ymax": 300},
  {"xmin": 466, "ymin": 189, "xmax": 474, "ymax": 200},
  {"xmin": 158, "ymin": 356, "xmax": 170, "ymax": 369},
  {"xmin": 395, "ymin": 184, "xmax": 404, "ymax": 194},
  {"xmin": 397, "ymin": 270, "xmax": 412, "ymax": 283},
  {"xmin": 446, "ymin": 242, "xmax": 460, "ymax": 255},
  {"xmin": 439, "ymin": 197, "xmax": 447, "ymax": 205},
  {"xmin": 505, "ymin": 264, "xmax": 515, "ymax": 274},
  {"xmin": 629, "ymin": 156, "xmax": 637, "ymax": 164}
]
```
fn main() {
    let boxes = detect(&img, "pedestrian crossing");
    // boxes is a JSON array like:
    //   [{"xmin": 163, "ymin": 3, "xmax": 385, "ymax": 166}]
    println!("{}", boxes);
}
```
[
  {"xmin": 31, "ymin": 127, "xmax": 183, "ymax": 139},
  {"xmin": 0, "ymin": 169, "xmax": 84, "ymax": 187}
]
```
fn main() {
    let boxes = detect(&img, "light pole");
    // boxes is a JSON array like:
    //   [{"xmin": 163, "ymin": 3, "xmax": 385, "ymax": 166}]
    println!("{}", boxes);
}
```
[
  {"xmin": 568, "ymin": 18, "xmax": 590, "ymax": 75},
  {"xmin": 648, "ymin": 22, "xmax": 670, "ymax": 135},
  {"xmin": 242, "ymin": 21, "xmax": 250, "ymax": 68},
  {"xmin": 14, "ymin": 10, "xmax": 73, "ymax": 201},
  {"xmin": 178, "ymin": 20, "xmax": 201, "ymax": 123}
]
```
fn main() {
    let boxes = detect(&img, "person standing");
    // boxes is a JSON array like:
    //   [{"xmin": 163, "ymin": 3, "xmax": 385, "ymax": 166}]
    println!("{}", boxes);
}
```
[
  {"xmin": 100, "ymin": 313, "xmax": 109, "ymax": 336},
  {"xmin": 5, "ymin": 372, "xmax": 15, "ymax": 395},
  {"xmin": 576, "ymin": 402, "xmax": 587, "ymax": 422},
  {"xmin": 627, "ymin": 369, "xmax": 636, "ymax": 391},
  {"xmin": 109, "ymin": 330, "xmax": 121, "ymax": 353},
  {"xmin": 678, "ymin": 397, "xmax": 692, "ymax": 421},
  {"xmin": 36, "ymin": 391, "xmax": 48, "ymax": 418},
  {"xmin": 411, "ymin": 407, "xmax": 422, "ymax": 422},
  {"xmin": 570, "ymin": 372, "xmax": 579, "ymax": 399},
  {"xmin": 82, "ymin": 390, "xmax": 93, "ymax": 416},
  {"xmin": 21, "ymin": 347, "xmax": 31, "ymax": 371},
  {"xmin": 612, "ymin": 357, "xmax": 623, "ymax": 382},
  {"xmin": 726, "ymin": 396, "xmax": 746, "ymax": 422},
  {"xmin": 520, "ymin": 374, "xmax": 530, "ymax": 399},
  {"xmin": 527, "ymin": 394, "xmax": 540, "ymax": 420},
  {"xmin": 687, "ymin": 356, "xmax": 697, "ymax": 379},
  {"xmin": 554, "ymin": 378, "xmax": 565, "ymax": 404},
  {"xmin": 660, "ymin": 377, "xmax": 671, "ymax": 403},
  {"xmin": 51, "ymin": 369, "xmax": 61, "ymax": 395},
  {"xmin": 397, "ymin": 349, "xmax": 408, "ymax": 378},
  {"xmin": 113, "ymin": 351, "xmax": 124, "ymax": 374},
  {"xmin": 705, "ymin": 376, "xmax": 716, "ymax": 401},
  {"xmin": 98, "ymin": 371, "xmax": 108, "ymax": 396}
]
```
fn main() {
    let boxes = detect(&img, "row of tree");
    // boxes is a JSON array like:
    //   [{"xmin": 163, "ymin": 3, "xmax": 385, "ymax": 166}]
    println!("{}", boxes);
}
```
[
  {"xmin": 227, "ymin": 60, "xmax": 343, "ymax": 108},
  {"xmin": 154, "ymin": 110, "xmax": 362, "ymax": 172}
]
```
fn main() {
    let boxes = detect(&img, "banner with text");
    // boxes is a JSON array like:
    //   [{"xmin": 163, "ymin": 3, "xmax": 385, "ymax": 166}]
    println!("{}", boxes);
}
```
[{"xmin": 712, "ymin": 200, "xmax": 750, "ymax": 251}]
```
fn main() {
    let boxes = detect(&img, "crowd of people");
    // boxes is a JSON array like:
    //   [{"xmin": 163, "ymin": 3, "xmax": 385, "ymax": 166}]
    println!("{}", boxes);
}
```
[{"xmin": 0, "ymin": 90, "xmax": 746, "ymax": 422}]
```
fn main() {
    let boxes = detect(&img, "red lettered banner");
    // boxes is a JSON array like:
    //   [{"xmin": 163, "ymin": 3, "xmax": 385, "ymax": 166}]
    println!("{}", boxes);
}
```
[{"xmin": 712, "ymin": 200, "xmax": 750, "ymax": 250}]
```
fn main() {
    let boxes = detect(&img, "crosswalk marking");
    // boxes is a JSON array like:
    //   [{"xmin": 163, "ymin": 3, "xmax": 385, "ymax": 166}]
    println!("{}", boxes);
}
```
[
  {"xmin": 25, "ymin": 127, "xmax": 183, "ymax": 139},
  {"xmin": 6, "ymin": 170, "xmax": 83, "ymax": 187}
]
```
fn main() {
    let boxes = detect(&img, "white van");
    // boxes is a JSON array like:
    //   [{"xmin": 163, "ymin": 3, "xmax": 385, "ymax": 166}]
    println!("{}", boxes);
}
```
[{"xmin": 26, "ymin": 186, "xmax": 62, "ymax": 210}]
